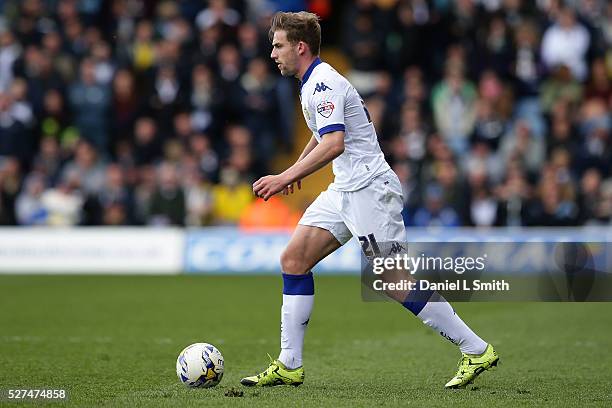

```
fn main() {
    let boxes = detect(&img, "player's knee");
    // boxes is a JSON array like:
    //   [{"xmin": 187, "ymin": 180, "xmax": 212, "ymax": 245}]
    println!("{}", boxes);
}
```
[{"xmin": 280, "ymin": 250, "xmax": 309, "ymax": 275}]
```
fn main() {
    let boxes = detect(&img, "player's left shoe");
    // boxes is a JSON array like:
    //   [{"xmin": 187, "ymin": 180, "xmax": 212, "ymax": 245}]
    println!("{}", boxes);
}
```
[
  {"xmin": 445, "ymin": 344, "xmax": 499, "ymax": 389},
  {"xmin": 240, "ymin": 357, "xmax": 304, "ymax": 387}
]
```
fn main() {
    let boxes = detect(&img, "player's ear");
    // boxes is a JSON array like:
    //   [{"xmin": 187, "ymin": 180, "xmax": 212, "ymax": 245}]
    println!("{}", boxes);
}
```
[{"xmin": 297, "ymin": 41, "xmax": 306, "ymax": 56}]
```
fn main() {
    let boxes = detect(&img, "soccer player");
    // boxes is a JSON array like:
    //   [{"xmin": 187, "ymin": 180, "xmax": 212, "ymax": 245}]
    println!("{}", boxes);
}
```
[{"xmin": 241, "ymin": 11, "xmax": 498, "ymax": 389}]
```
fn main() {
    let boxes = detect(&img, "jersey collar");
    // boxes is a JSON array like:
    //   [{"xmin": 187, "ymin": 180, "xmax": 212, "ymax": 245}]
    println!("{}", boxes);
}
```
[{"xmin": 299, "ymin": 57, "xmax": 322, "ymax": 93}]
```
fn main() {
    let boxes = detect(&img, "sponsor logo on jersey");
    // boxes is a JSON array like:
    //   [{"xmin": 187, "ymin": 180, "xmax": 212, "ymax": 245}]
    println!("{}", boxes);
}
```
[
  {"xmin": 313, "ymin": 82, "xmax": 332, "ymax": 94},
  {"xmin": 317, "ymin": 100, "xmax": 334, "ymax": 118}
]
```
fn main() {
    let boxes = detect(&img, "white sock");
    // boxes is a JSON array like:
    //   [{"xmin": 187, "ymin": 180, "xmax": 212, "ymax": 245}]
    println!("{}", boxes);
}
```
[
  {"xmin": 404, "ymin": 291, "xmax": 487, "ymax": 355},
  {"xmin": 278, "ymin": 294, "xmax": 314, "ymax": 368},
  {"xmin": 278, "ymin": 273, "xmax": 314, "ymax": 369}
]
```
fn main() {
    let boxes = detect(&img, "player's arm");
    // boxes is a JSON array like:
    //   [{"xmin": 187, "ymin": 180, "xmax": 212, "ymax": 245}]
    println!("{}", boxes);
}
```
[
  {"xmin": 281, "ymin": 135, "xmax": 318, "ymax": 195},
  {"xmin": 282, "ymin": 131, "xmax": 343, "ymax": 183},
  {"xmin": 253, "ymin": 131, "xmax": 344, "ymax": 200},
  {"xmin": 296, "ymin": 135, "xmax": 318, "ymax": 162}
]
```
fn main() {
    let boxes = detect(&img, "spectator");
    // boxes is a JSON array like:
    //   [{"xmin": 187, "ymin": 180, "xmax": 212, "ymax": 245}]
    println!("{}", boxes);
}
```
[
  {"xmin": 237, "ymin": 22, "xmax": 265, "ymax": 64},
  {"xmin": 525, "ymin": 165, "xmax": 579, "ymax": 226},
  {"xmin": 8, "ymin": 78, "xmax": 34, "ymax": 128},
  {"xmin": 132, "ymin": 117, "xmax": 162, "ymax": 166},
  {"xmin": 189, "ymin": 63, "xmax": 222, "ymax": 134},
  {"xmin": 466, "ymin": 163, "xmax": 501, "ymax": 227},
  {"xmin": 181, "ymin": 155, "xmax": 214, "ymax": 226},
  {"xmin": 499, "ymin": 120, "xmax": 545, "ymax": 177},
  {"xmin": 546, "ymin": 116, "xmax": 578, "ymax": 157},
  {"xmin": 91, "ymin": 41, "xmax": 115, "ymax": 85},
  {"xmin": 189, "ymin": 133, "xmax": 219, "ymax": 181},
  {"xmin": 494, "ymin": 159, "xmax": 531, "ymax": 226},
  {"xmin": 60, "ymin": 140, "xmax": 106, "ymax": 196},
  {"xmin": 411, "ymin": 183, "xmax": 461, "ymax": 227},
  {"xmin": 68, "ymin": 58, "xmax": 111, "ymax": 152},
  {"xmin": 0, "ymin": 29, "xmax": 21, "ymax": 93},
  {"xmin": 211, "ymin": 166, "xmax": 254, "ymax": 224},
  {"xmin": 575, "ymin": 98, "xmax": 611, "ymax": 175},
  {"xmin": 15, "ymin": 172, "xmax": 47, "ymax": 225},
  {"xmin": 395, "ymin": 102, "xmax": 428, "ymax": 162},
  {"xmin": 14, "ymin": 46, "xmax": 64, "ymax": 115},
  {"xmin": 63, "ymin": 17, "xmax": 88, "ymax": 58},
  {"xmin": 474, "ymin": 15, "xmax": 513, "ymax": 78},
  {"xmin": 238, "ymin": 57, "xmax": 281, "ymax": 159},
  {"xmin": 111, "ymin": 69, "xmax": 141, "ymax": 145},
  {"xmin": 597, "ymin": 179, "xmax": 612, "ymax": 224},
  {"xmin": 162, "ymin": 138, "xmax": 185, "ymax": 166},
  {"xmin": 41, "ymin": 30, "xmax": 75, "ymax": 83},
  {"xmin": 342, "ymin": 0, "xmax": 385, "ymax": 94},
  {"xmin": 577, "ymin": 168, "xmax": 603, "ymax": 224},
  {"xmin": 539, "ymin": 64, "xmax": 583, "ymax": 113},
  {"xmin": 40, "ymin": 168, "xmax": 83, "ymax": 226},
  {"xmin": 173, "ymin": 111, "xmax": 194, "ymax": 141},
  {"xmin": 84, "ymin": 164, "xmax": 136, "ymax": 226},
  {"xmin": 431, "ymin": 61, "xmax": 477, "ymax": 154},
  {"xmin": 585, "ymin": 57, "xmax": 611, "ymax": 102},
  {"xmin": 0, "ymin": 157, "xmax": 21, "ymax": 224},
  {"xmin": 148, "ymin": 64, "xmax": 186, "ymax": 133},
  {"xmin": 216, "ymin": 43, "xmax": 242, "ymax": 109},
  {"xmin": 196, "ymin": 25, "xmax": 222, "ymax": 65},
  {"xmin": 392, "ymin": 160, "xmax": 419, "ymax": 226},
  {"xmin": 149, "ymin": 162, "xmax": 186, "ymax": 226},
  {"xmin": 133, "ymin": 165, "xmax": 157, "ymax": 225},
  {"xmin": 0, "ymin": 92, "xmax": 29, "ymax": 163},
  {"xmin": 195, "ymin": 0, "xmax": 241, "ymax": 32},
  {"xmin": 384, "ymin": 1, "xmax": 424, "ymax": 75},
  {"xmin": 130, "ymin": 20, "xmax": 156, "ymax": 72},
  {"xmin": 40, "ymin": 88, "xmax": 71, "ymax": 142},
  {"xmin": 511, "ymin": 20, "xmax": 545, "ymax": 136},
  {"xmin": 471, "ymin": 97, "xmax": 507, "ymax": 150},
  {"xmin": 435, "ymin": 159, "xmax": 467, "ymax": 219},
  {"xmin": 541, "ymin": 6, "xmax": 590, "ymax": 81},
  {"xmin": 32, "ymin": 136, "xmax": 62, "ymax": 184},
  {"xmin": 463, "ymin": 140, "xmax": 505, "ymax": 184}
]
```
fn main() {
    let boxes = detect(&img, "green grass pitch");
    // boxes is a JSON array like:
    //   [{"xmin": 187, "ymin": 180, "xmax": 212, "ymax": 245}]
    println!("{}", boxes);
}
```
[{"xmin": 1, "ymin": 275, "xmax": 611, "ymax": 407}]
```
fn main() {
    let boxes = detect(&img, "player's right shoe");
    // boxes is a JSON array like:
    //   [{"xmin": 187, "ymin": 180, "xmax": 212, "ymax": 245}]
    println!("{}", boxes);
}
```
[
  {"xmin": 240, "ymin": 357, "xmax": 305, "ymax": 387},
  {"xmin": 445, "ymin": 344, "xmax": 499, "ymax": 389}
]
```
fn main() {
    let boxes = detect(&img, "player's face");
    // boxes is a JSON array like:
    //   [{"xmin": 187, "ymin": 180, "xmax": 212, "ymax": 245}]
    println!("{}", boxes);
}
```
[{"xmin": 270, "ymin": 30, "xmax": 299, "ymax": 77}]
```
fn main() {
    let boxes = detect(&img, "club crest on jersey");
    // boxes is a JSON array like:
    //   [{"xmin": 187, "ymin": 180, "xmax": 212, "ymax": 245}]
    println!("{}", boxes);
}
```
[
  {"xmin": 313, "ymin": 82, "xmax": 332, "ymax": 94},
  {"xmin": 316, "ymin": 100, "xmax": 335, "ymax": 118}
]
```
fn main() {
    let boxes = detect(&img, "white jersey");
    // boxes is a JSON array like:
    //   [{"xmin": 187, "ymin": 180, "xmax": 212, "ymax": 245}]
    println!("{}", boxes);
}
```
[{"xmin": 299, "ymin": 59, "xmax": 391, "ymax": 191}]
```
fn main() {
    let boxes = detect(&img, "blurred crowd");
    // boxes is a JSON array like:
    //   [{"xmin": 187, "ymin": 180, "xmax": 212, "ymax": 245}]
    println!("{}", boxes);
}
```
[
  {"xmin": 344, "ymin": 0, "xmax": 612, "ymax": 227},
  {"xmin": 0, "ymin": 0, "xmax": 610, "ymax": 228},
  {"xmin": 0, "ymin": 0, "xmax": 302, "ymax": 226}
]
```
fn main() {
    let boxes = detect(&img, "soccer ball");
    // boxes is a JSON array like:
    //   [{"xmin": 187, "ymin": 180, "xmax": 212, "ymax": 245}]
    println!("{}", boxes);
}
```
[{"xmin": 176, "ymin": 343, "xmax": 224, "ymax": 388}]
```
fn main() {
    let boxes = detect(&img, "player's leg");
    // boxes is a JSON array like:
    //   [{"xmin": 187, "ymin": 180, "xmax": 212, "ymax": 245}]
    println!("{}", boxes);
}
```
[
  {"xmin": 241, "ymin": 190, "xmax": 351, "ymax": 387},
  {"xmin": 277, "ymin": 224, "xmax": 342, "ymax": 371},
  {"xmin": 344, "ymin": 171, "xmax": 497, "ymax": 388}
]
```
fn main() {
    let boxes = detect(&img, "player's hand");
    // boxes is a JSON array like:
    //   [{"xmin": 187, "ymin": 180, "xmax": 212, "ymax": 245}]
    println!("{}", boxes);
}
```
[
  {"xmin": 253, "ymin": 174, "xmax": 292, "ymax": 201},
  {"xmin": 282, "ymin": 180, "xmax": 301, "ymax": 195}
]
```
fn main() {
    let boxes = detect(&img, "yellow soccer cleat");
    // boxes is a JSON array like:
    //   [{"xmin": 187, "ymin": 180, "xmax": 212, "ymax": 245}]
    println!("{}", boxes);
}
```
[
  {"xmin": 240, "ymin": 357, "xmax": 305, "ymax": 387},
  {"xmin": 445, "ymin": 344, "xmax": 499, "ymax": 389}
]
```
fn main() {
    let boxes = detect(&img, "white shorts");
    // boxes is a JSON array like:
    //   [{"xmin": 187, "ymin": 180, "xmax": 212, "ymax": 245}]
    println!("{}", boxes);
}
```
[{"xmin": 299, "ymin": 170, "xmax": 406, "ymax": 253}]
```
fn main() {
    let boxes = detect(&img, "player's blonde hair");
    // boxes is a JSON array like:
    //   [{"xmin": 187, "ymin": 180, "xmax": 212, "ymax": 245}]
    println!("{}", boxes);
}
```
[{"xmin": 269, "ymin": 11, "xmax": 321, "ymax": 56}]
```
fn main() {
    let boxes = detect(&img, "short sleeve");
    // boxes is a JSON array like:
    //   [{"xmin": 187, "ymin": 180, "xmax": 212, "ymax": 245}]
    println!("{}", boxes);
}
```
[{"xmin": 312, "ymin": 91, "xmax": 345, "ymax": 137}]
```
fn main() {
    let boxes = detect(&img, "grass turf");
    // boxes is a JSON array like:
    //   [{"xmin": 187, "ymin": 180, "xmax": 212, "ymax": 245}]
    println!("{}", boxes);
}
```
[{"xmin": 1, "ymin": 275, "xmax": 611, "ymax": 407}]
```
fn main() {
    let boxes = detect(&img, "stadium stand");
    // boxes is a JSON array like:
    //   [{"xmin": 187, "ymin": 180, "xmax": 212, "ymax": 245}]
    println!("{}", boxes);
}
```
[{"xmin": 0, "ymin": 0, "xmax": 609, "ymax": 227}]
